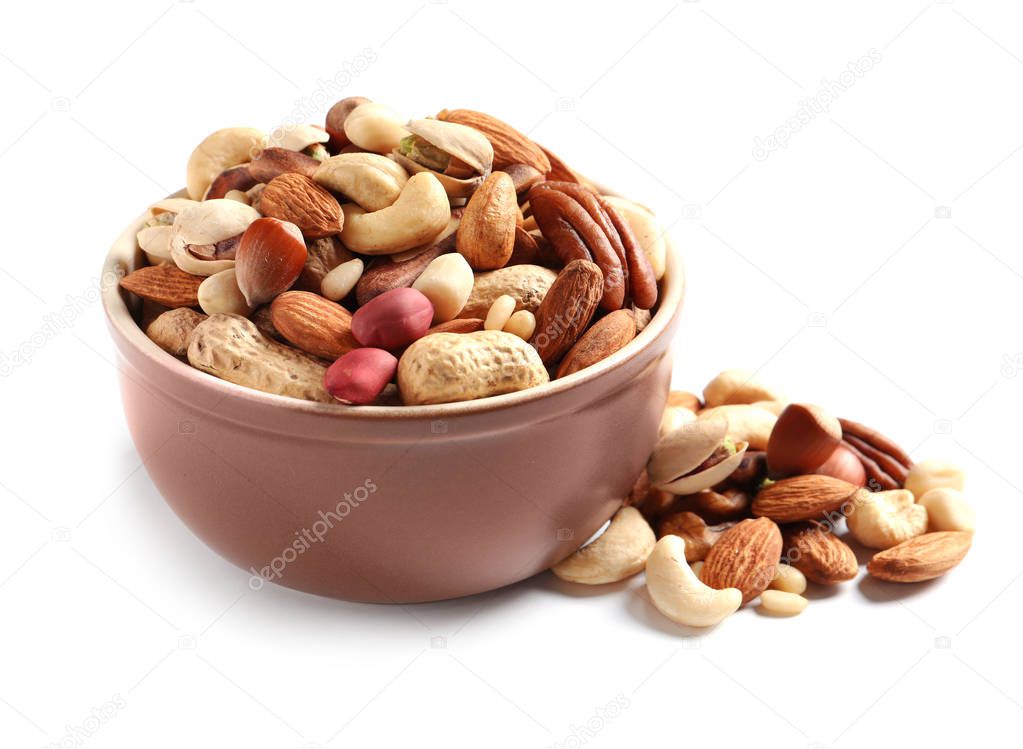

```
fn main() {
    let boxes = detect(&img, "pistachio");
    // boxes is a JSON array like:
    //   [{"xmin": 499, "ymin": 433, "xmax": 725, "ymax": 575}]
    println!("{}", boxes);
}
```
[
  {"xmin": 391, "ymin": 118, "xmax": 494, "ymax": 199},
  {"xmin": 267, "ymin": 123, "xmax": 330, "ymax": 153},
  {"xmin": 169, "ymin": 199, "xmax": 261, "ymax": 277},
  {"xmin": 648, "ymin": 418, "xmax": 749, "ymax": 494}
]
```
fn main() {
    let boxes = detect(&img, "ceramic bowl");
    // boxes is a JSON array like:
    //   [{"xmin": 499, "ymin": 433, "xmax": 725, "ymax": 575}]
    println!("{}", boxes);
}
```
[{"xmin": 102, "ymin": 199, "xmax": 684, "ymax": 602}]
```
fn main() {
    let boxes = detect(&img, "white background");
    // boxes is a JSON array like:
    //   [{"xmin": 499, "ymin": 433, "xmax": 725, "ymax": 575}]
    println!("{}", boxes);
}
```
[{"xmin": 1, "ymin": 1, "xmax": 1021, "ymax": 747}]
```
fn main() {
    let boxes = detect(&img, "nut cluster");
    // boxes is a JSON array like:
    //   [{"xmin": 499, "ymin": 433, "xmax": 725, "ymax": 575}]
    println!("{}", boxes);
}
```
[
  {"xmin": 552, "ymin": 368, "xmax": 976, "ymax": 627},
  {"xmin": 120, "ymin": 97, "xmax": 666, "ymax": 406}
]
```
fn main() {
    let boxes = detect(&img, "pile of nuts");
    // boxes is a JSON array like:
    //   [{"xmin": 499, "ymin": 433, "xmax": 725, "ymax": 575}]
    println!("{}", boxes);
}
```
[
  {"xmin": 552, "ymin": 369, "xmax": 976, "ymax": 627},
  {"xmin": 120, "ymin": 97, "xmax": 666, "ymax": 406}
]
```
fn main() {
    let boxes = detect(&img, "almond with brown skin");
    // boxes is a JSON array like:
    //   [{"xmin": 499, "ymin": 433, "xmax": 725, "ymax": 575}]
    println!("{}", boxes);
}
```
[
  {"xmin": 426, "ymin": 318, "xmax": 485, "ymax": 335},
  {"xmin": 701, "ymin": 517, "xmax": 783, "ymax": 604},
  {"xmin": 782, "ymin": 521, "xmax": 859, "ymax": 584},
  {"xmin": 259, "ymin": 173, "xmax": 343, "ymax": 238},
  {"xmin": 752, "ymin": 474, "xmax": 860, "ymax": 523},
  {"xmin": 531, "ymin": 259, "xmax": 603, "ymax": 365},
  {"xmin": 867, "ymin": 531, "xmax": 972, "ymax": 582},
  {"xmin": 269, "ymin": 291, "xmax": 358, "ymax": 360},
  {"xmin": 120, "ymin": 264, "xmax": 204, "ymax": 308},
  {"xmin": 456, "ymin": 171, "xmax": 517, "ymax": 270},
  {"xmin": 437, "ymin": 109, "xmax": 551, "ymax": 174},
  {"xmin": 556, "ymin": 308, "xmax": 636, "ymax": 377}
]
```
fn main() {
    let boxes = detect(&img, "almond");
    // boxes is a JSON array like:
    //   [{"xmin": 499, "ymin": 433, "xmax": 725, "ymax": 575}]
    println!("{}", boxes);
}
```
[
  {"xmin": 270, "ymin": 291, "xmax": 358, "ymax": 361},
  {"xmin": 531, "ymin": 259, "xmax": 603, "ymax": 365},
  {"xmin": 235, "ymin": 217, "xmax": 308, "ymax": 307},
  {"xmin": 426, "ymin": 318, "xmax": 485, "ymax": 335},
  {"xmin": 867, "ymin": 531, "xmax": 972, "ymax": 583},
  {"xmin": 752, "ymin": 475, "xmax": 860, "ymax": 523},
  {"xmin": 120, "ymin": 263, "xmax": 204, "ymax": 308},
  {"xmin": 556, "ymin": 308, "xmax": 636, "ymax": 378},
  {"xmin": 259, "ymin": 173, "xmax": 343, "ymax": 238},
  {"xmin": 456, "ymin": 171, "xmax": 517, "ymax": 270},
  {"xmin": 701, "ymin": 517, "xmax": 783, "ymax": 604},
  {"xmin": 437, "ymin": 109, "xmax": 551, "ymax": 174},
  {"xmin": 782, "ymin": 521, "xmax": 858, "ymax": 584}
]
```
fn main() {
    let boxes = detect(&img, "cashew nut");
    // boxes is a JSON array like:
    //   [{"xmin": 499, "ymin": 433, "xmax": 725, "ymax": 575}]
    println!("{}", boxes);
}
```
[
  {"xmin": 645, "ymin": 535, "xmax": 742, "ymax": 627},
  {"xmin": 703, "ymin": 368, "xmax": 785, "ymax": 408},
  {"xmin": 904, "ymin": 459, "xmax": 965, "ymax": 499},
  {"xmin": 919, "ymin": 488, "xmax": 976, "ymax": 533},
  {"xmin": 343, "ymin": 102, "xmax": 410, "ymax": 154},
  {"xmin": 314, "ymin": 153, "xmax": 409, "ymax": 211},
  {"xmin": 846, "ymin": 489, "xmax": 928, "ymax": 550},
  {"xmin": 186, "ymin": 127, "xmax": 266, "ymax": 200},
  {"xmin": 340, "ymin": 173, "xmax": 450, "ymax": 254},
  {"xmin": 551, "ymin": 507, "xmax": 655, "ymax": 584}
]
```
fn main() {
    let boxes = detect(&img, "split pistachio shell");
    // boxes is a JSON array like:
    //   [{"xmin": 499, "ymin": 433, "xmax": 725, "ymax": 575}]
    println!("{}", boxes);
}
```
[
  {"xmin": 405, "ymin": 119, "xmax": 493, "ymax": 175},
  {"xmin": 551, "ymin": 506, "xmax": 655, "ymax": 584},
  {"xmin": 150, "ymin": 197, "xmax": 198, "ymax": 217},
  {"xmin": 186, "ymin": 127, "xmax": 266, "ymax": 200},
  {"xmin": 392, "ymin": 118, "xmax": 494, "ymax": 199},
  {"xmin": 267, "ymin": 123, "xmax": 329, "ymax": 152},
  {"xmin": 170, "ymin": 199, "xmax": 260, "ymax": 276},
  {"xmin": 314, "ymin": 153, "xmax": 409, "ymax": 211},
  {"xmin": 648, "ymin": 418, "xmax": 749, "ymax": 494}
]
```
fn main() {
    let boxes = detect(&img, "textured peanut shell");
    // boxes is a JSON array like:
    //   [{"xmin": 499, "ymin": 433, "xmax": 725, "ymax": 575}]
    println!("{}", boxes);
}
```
[
  {"xmin": 187, "ymin": 314, "xmax": 331, "ymax": 402},
  {"xmin": 147, "ymin": 308, "xmax": 207, "ymax": 357},
  {"xmin": 460, "ymin": 264, "xmax": 558, "ymax": 319},
  {"xmin": 397, "ymin": 331, "xmax": 549, "ymax": 406}
]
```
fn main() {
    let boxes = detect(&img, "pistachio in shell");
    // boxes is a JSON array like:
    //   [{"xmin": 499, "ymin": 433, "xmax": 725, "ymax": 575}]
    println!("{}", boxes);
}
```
[
  {"xmin": 648, "ymin": 417, "xmax": 749, "ymax": 494},
  {"xmin": 391, "ymin": 118, "xmax": 493, "ymax": 199}
]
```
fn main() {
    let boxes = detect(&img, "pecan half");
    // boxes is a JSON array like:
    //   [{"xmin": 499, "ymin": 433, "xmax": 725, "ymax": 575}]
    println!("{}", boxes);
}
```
[
  {"xmin": 528, "ymin": 181, "xmax": 657, "ymax": 311},
  {"xmin": 839, "ymin": 418, "xmax": 913, "ymax": 491}
]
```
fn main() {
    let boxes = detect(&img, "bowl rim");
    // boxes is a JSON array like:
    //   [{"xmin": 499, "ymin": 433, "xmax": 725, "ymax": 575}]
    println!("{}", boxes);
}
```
[{"xmin": 102, "ymin": 192, "xmax": 685, "ymax": 420}]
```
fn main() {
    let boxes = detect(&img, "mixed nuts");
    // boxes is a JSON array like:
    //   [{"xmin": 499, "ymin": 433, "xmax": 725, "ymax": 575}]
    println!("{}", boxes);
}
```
[
  {"xmin": 552, "ymin": 368, "xmax": 976, "ymax": 627},
  {"xmin": 120, "ymin": 97, "xmax": 666, "ymax": 406}
]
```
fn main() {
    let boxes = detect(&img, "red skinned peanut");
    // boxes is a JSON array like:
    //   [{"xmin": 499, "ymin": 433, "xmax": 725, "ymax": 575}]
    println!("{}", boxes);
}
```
[
  {"xmin": 351, "ymin": 287, "xmax": 434, "ymax": 349},
  {"xmin": 324, "ymin": 348, "xmax": 398, "ymax": 405}
]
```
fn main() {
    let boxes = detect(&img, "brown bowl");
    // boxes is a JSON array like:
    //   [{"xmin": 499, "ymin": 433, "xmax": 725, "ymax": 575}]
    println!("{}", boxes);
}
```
[{"xmin": 102, "ymin": 199, "xmax": 684, "ymax": 603}]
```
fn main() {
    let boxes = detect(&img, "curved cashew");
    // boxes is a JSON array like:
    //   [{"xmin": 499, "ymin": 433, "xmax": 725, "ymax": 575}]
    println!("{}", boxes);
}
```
[
  {"xmin": 703, "ymin": 368, "xmax": 785, "ymax": 408},
  {"xmin": 645, "ymin": 535, "xmax": 742, "ymax": 627},
  {"xmin": 186, "ymin": 127, "xmax": 266, "ymax": 200},
  {"xmin": 314, "ymin": 153, "xmax": 409, "ymax": 211},
  {"xmin": 343, "ymin": 102, "xmax": 410, "ymax": 154},
  {"xmin": 340, "ymin": 172, "xmax": 450, "ymax": 255},
  {"xmin": 846, "ymin": 489, "xmax": 928, "ymax": 550},
  {"xmin": 551, "ymin": 507, "xmax": 655, "ymax": 584},
  {"xmin": 904, "ymin": 459, "xmax": 965, "ymax": 499}
]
